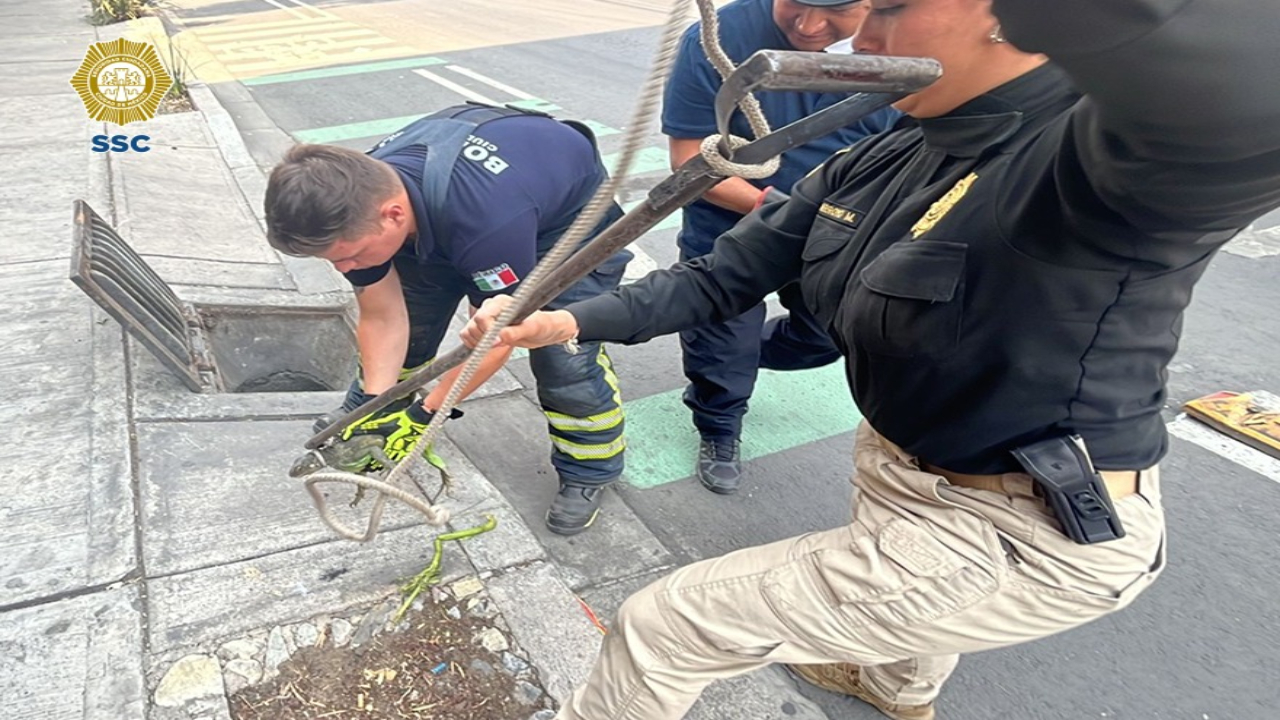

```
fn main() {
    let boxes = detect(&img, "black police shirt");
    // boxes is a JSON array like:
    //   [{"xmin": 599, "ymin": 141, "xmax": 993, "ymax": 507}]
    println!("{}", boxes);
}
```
[{"xmin": 564, "ymin": 0, "xmax": 1280, "ymax": 474}]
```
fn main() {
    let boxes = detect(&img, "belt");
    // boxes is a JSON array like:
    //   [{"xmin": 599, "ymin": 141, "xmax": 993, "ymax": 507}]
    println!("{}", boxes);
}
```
[{"xmin": 924, "ymin": 464, "xmax": 1140, "ymax": 500}]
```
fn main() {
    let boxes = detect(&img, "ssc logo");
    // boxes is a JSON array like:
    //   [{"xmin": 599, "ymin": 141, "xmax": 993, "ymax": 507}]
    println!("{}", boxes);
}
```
[{"xmin": 69, "ymin": 38, "xmax": 173, "ymax": 126}]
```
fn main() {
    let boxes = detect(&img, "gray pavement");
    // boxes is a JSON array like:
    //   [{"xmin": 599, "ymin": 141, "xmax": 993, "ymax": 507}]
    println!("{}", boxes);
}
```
[
  {"xmin": 0, "ymin": 2, "xmax": 619, "ymax": 718},
  {"xmin": 5, "ymin": 2, "xmax": 1280, "ymax": 720}
]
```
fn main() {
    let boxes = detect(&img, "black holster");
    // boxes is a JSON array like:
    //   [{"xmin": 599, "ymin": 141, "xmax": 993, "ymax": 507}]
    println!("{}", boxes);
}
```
[{"xmin": 1010, "ymin": 436, "xmax": 1126, "ymax": 545}]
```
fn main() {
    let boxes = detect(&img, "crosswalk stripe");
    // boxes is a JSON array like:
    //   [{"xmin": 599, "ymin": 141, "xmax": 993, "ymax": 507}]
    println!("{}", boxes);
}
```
[
  {"xmin": 204, "ymin": 27, "xmax": 379, "ymax": 50},
  {"xmin": 1168, "ymin": 415, "xmax": 1280, "ymax": 484},
  {"xmin": 242, "ymin": 56, "xmax": 447, "ymax": 86},
  {"xmin": 413, "ymin": 68, "xmax": 501, "ymax": 106},
  {"xmin": 261, "ymin": 0, "xmax": 312, "ymax": 20},
  {"xmin": 224, "ymin": 39, "xmax": 399, "ymax": 75},
  {"xmin": 186, "ymin": 16, "xmax": 335, "ymax": 35},
  {"xmin": 446, "ymin": 65, "xmax": 536, "ymax": 99}
]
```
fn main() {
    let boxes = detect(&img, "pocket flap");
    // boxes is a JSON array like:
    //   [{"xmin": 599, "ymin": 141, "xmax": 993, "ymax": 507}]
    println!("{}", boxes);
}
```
[{"xmin": 860, "ymin": 241, "xmax": 966, "ymax": 302}]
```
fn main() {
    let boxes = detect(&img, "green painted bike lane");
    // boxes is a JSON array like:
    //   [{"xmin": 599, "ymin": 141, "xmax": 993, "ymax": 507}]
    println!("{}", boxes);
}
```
[{"xmin": 619, "ymin": 363, "xmax": 861, "ymax": 489}]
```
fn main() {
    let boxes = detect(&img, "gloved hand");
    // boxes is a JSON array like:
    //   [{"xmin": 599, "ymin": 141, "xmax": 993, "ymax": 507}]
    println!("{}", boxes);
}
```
[{"xmin": 341, "ymin": 402, "xmax": 464, "ymax": 464}]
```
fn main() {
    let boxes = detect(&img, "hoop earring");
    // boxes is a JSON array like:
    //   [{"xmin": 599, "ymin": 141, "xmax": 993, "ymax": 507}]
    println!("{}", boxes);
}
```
[{"xmin": 989, "ymin": 25, "xmax": 1007, "ymax": 44}]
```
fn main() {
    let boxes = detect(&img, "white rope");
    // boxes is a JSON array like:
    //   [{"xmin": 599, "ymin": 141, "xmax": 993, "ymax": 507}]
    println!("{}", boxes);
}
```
[{"xmin": 694, "ymin": 0, "xmax": 779, "ymax": 178}]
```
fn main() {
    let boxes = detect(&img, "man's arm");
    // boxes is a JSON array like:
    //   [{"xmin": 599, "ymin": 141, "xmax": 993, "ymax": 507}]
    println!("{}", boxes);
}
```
[
  {"xmin": 421, "ymin": 305, "xmax": 513, "ymax": 411},
  {"xmin": 353, "ymin": 267, "xmax": 410, "ymax": 395},
  {"xmin": 996, "ymin": 0, "xmax": 1280, "ymax": 235},
  {"xmin": 668, "ymin": 137, "xmax": 765, "ymax": 215}
]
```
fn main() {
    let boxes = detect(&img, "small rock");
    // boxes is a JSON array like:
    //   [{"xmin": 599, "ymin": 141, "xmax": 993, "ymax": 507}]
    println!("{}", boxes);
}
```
[
  {"xmin": 468, "ymin": 658, "xmax": 496, "ymax": 678},
  {"xmin": 263, "ymin": 627, "xmax": 291, "ymax": 678},
  {"xmin": 352, "ymin": 600, "xmax": 395, "ymax": 648},
  {"xmin": 513, "ymin": 680, "xmax": 543, "ymax": 706},
  {"xmin": 411, "ymin": 597, "xmax": 425, "ymax": 612},
  {"xmin": 450, "ymin": 576, "xmax": 484, "ymax": 600},
  {"xmin": 431, "ymin": 586, "xmax": 448, "ymax": 603},
  {"xmin": 474, "ymin": 627, "xmax": 509, "ymax": 653},
  {"xmin": 154, "ymin": 654, "xmax": 223, "ymax": 707},
  {"xmin": 501, "ymin": 651, "xmax": 530, "ymax": 676},
  {"xmin": 222, "ymin": 658, "xmax": 263, "ymax": 696},
  {"xmin": 529, "ymin": 710, "xmax": 556, "ymax": 720},
  {"xmin": 330, "ymin": 618, "xmax": 354, "ymax": 647},
  {"xmin": 445, "ymin": 606, "xmax": 462, "ymax": 620},
  {"xmin": 294, "ymin": 623, "xmax": 320, "ymax": 648},
  {"xmin": 281, "ymin": 625, "xmax": 298, "ymax": 655},
  {"xmin": 469, "ymin": 598, "xmax": 498, "ymax": 619},
  {"xmin": 217, "ymin": 639, "xmax": 259, "ymax": 663}
]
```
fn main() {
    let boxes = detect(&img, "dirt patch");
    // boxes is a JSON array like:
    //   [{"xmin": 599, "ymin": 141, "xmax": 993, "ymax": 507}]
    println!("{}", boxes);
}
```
[
  {"xmin": 229, "ymin": 599, "xmax": 550, "ymax": 720},
  {"xmin": 158, "ymin": 93, "xmax": 193, "ymax": 115}
]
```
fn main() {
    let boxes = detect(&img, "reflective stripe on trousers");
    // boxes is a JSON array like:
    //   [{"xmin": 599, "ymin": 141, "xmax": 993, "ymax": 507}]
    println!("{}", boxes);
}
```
[{"xmin": 532, "ymin": 343, "xmax": 626, "ymax": 484}]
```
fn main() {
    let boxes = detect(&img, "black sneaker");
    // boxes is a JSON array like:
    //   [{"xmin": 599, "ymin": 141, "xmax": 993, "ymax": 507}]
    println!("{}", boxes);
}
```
[
  {"xmin": 697, "ymin": 438, "xmax": 742, "ymax": 495},
  {"xmin": 546, "ymin": 483, "xmax": 606, "ymax": 536}
]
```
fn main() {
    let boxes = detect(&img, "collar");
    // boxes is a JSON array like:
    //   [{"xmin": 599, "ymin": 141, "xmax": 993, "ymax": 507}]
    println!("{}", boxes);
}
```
[{"xmin": 911, "ymin": 64, "xmax": 1077, "ymax": 157}]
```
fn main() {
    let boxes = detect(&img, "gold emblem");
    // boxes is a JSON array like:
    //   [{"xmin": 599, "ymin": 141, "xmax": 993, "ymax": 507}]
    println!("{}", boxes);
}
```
[
  {"xmin": 818, "ymin": 202, "xmax": 859, "ymax": 226},
  {"xmin": 910, "ymin": 172, "xmax": 978, "ymax": 239},
  {"xmin": 69, "ymin": 38, "xmax": 173, "ymax": 125}
]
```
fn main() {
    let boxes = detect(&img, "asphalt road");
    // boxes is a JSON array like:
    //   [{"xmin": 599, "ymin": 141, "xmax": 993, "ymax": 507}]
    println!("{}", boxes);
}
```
[{"xmin": 170, "ymin": 1, "xmax": 1280, "ymax": 716}]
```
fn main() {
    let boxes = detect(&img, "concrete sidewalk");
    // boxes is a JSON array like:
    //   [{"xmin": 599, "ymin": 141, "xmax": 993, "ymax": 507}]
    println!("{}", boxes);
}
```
[{"xmin": 0, "ymin": 2, "xmax": 602, "ymax": 719}]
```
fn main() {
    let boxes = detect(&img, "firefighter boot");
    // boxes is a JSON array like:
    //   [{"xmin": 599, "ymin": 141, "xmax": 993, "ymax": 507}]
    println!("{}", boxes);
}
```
[{"xmin": 546, "ymin": 482, "xmax": 608, "ymax": 536}]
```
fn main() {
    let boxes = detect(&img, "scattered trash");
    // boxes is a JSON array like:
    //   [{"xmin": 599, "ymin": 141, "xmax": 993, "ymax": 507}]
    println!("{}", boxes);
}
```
[{"xmin": 576, "ymin": 595, "xmax": 608, "ymax": 635}]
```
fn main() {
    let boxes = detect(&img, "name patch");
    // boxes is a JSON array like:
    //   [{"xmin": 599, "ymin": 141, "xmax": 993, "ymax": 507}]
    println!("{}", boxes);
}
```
[{"xmin": 818, "ymin": 202, "xmax": 861, "ymax": 228}]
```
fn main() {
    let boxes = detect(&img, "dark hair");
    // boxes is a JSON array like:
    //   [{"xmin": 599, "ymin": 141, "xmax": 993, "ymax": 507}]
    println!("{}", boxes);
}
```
[{"xmin": 264, "ymin": 144, "xmax": 403, "ymax": 256}]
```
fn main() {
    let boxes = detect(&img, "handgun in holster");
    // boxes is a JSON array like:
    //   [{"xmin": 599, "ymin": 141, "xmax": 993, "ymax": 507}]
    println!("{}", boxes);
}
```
[{"xmin": 1010, "ymin": 435, "xmax": 1126, "ymax": 545}]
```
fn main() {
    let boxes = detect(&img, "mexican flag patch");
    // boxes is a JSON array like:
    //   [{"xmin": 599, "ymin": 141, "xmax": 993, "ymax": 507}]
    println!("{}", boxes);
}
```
[{"xmin": 471, "ymin": 263, "xmax": 520, "ymax": 292}]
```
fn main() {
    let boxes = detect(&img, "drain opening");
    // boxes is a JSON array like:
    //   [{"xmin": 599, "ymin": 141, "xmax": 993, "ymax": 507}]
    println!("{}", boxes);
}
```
[{"xmin": 70, "ymin": 200, "xmax": 355, "ymax": 394}]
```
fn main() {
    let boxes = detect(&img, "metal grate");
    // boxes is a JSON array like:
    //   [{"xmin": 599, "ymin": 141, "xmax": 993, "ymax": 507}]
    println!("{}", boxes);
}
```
[{"xmin": 70, "ymin": 200, "xmax": 218, "ymax": 391}]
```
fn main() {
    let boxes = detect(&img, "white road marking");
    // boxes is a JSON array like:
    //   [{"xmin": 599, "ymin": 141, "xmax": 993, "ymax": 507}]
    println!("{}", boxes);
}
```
[
  {"xmin": 622, "ymin": 245, "xmax": 658, "ymax": 283},
  {"xmin": 1223, "ymin": 224, "xmax": 1280, "ymax": 258},
  {"xmin": 446, "ymin": 65, "xmax": 536, "ymax": 100},
  {"xmin": 260, "ymin": 0, "xmax": 311, "ymax": 20},
  {"xmin": 283, "ymin": 0, "xmax": 339, "ymax": 20},
  {"xmin": 1168, "ymin": 415, "xmax": 1280, "ymax": 484},
  {"xmin": 412, "ymin": 68, "xmax": 501, "ymax": 105}
]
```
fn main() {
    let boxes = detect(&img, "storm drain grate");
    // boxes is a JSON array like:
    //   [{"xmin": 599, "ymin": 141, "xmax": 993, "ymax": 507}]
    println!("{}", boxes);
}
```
[{"xmin": 70, "ymin": 199, "xmax": 219, "ymax": 391}]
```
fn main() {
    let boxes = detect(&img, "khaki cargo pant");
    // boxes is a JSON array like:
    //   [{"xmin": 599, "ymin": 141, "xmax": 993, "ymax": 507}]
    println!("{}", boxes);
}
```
[{"xmin": 555, "ymin": 423, "xmax": 1166, "ymax": 719}]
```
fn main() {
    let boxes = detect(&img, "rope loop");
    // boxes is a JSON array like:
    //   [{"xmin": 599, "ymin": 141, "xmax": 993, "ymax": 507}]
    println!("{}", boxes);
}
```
[{"xmin": 700, "ymin": 134, "xmax": 780, "ymax": 179}]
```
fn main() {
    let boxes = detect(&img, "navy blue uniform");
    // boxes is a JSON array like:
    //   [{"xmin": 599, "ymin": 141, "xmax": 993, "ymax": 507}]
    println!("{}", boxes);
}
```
[
  {"xmin": 346, "ymin": 109, "xmax": 631, "ymax": 486},
  {"xmin": 662, "ymin": 0, "xmax": 898, "ymax": 441}
]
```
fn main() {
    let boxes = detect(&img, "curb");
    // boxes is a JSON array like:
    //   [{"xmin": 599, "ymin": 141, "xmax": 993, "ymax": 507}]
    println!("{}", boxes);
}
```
[{"xmin": 186, "ymin": 79, "xmax": 349, "ymax": 297}]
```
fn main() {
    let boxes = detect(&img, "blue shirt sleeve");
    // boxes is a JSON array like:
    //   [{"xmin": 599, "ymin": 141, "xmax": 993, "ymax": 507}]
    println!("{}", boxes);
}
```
[
  {"xmin": 343, "ymin": 262, "xmax": 392, "ymax": 287},
  {"xmin": 662, "ymin": 29, "xmax": 724, "ymax": 139}
]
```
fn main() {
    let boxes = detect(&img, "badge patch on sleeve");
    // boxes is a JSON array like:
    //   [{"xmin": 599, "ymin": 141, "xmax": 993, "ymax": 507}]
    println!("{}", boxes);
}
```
[{"xmin": 471, "ymin": 263, "xmax": 520, "ymax": 292}]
